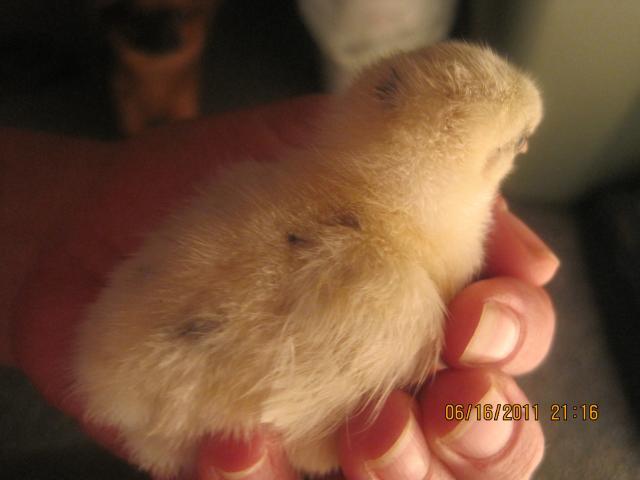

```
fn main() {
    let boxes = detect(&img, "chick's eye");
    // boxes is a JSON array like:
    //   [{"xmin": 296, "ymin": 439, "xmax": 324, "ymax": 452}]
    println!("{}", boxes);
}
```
[{"xmin": 515, "ymin": 135, "xmax": 528, "ymax": 153}]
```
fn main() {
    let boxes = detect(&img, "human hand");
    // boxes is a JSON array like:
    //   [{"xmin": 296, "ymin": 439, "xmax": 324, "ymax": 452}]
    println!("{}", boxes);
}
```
[
  {"xmin": 195, "ymin": 199, "xmax": 558, "ymax": 480},
  {"xmin": 8, "ymin": 95, "xmax": 557, "ymax": 479},
  {"xmin": 336, "ymin": 199, "xmax": 558, "ymax": 480}
]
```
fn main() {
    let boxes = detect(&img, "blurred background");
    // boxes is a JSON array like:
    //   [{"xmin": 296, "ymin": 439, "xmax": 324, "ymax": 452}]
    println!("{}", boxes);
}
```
[{"xmin": 1, "ymin": 0, "xmax": 639, "ymax": 478}]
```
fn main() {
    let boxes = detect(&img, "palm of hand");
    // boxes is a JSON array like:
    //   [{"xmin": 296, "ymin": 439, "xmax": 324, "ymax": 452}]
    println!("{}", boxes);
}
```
[{"xmin": 10, "ymin": 97, "xmax": 557, "ymax": 480}]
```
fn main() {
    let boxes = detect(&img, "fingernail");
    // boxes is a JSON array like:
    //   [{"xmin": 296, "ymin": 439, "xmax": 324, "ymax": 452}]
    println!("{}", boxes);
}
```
[
  {"xmin": 439, "ymin": 387, "xmax": 514, "ymax": 459},
  {"xmin": 460, "ymin": 301, "xmax": 520, "ymax": 364},
  {"xmin": 213, "ymin": 452, "xmax": 270, "ymax": 480},
  {"xmin": 365, "ymin": 413, "xmax": 430, "ymax": 480},
  {"xmin": 507, "ymin": 210, "xmax": 560, "ymax": 269}
]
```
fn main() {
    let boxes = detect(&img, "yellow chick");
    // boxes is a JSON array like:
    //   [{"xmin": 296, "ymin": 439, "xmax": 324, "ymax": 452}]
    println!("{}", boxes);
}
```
[{"xmin": 73, "ymin": 42, "xmax": 543, "ymax": 478}]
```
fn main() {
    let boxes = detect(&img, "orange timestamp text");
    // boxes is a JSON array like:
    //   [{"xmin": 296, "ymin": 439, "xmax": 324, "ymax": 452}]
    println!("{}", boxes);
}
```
[{"xmin": 444, "ymin": 403, "xmax": 599, "ymax": 422}]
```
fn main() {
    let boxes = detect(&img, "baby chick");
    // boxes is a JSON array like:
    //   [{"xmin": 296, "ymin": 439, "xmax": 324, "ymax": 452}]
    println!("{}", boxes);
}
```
[{"xmin": 73, "ymin": 42, "xmax": 542, "ymax": 478}]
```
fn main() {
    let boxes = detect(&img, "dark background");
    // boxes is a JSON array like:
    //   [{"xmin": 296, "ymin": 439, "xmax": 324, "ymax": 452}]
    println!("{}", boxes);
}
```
[{"xmin": 1, "ymin": 1, "xmax": 639, "ymax": 479}]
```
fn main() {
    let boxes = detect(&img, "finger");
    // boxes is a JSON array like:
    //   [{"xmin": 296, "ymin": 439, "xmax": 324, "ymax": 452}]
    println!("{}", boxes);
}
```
[
  {"xmin": 485, "ymin": 198, "xmax": 560, "ymax": 286},
  {"xmin": 443, "ymin": 278, "xmax": 555, "ymax": 375},
  {"xmin": 197, "ymin": 430, "xmax": 298, "ymax": 480},
  {"xmin": 339, "ymin": 391, "xmax": 454, "ymax": 480},
  {"xmin": 421, "ymin": 369, "xmax": 544, "ymax": 480}
]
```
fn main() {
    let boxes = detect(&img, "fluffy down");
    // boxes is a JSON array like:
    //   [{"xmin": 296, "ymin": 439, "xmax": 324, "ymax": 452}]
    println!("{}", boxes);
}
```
[{"xmin": 73, "ymin": 41, "xmax": 543, "ymax": 478}]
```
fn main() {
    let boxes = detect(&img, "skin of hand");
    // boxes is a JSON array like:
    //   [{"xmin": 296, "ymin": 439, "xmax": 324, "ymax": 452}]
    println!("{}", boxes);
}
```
[{"xmin": 3, "ymin": 95, "xmax": 558, "ymax": 480}]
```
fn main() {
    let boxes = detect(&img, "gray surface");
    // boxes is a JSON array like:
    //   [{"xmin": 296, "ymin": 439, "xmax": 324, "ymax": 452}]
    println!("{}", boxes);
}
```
[
  {"xmin": 513, "ymin": 205, "xmax": 640, "ymax": 479},
  {"xmin": 1, "ymin": 1, "xmax": 639, "ymax": 479},
  {"xmin": 0, "ymin": 367, "xmax": 147, "ymax": 479}
]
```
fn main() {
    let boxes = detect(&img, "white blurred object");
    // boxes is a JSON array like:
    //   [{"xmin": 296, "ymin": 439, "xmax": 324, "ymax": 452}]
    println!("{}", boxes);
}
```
[{"xmin": 298, "ymin": 0, "xmax": 458, "ymax": 91}]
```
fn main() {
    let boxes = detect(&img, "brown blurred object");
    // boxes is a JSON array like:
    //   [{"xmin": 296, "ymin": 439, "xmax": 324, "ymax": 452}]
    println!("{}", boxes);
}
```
[{"xmin": 99, "ymin": 0, "xmax": 220, "ymax": 135}]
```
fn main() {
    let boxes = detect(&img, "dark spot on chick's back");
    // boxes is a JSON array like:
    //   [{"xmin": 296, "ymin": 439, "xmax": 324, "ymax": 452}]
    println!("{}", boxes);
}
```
[
  {"xmin": 176, "ymin": 317, "xmax": 220, "ymax": 339},
  {"xmin": 287, "ymin": 233, "xmax": 307, "ymax": 245},
  {"xmin": 286, "ymin": 211, "xmax": 360, "ymax": 247},
  {"xmin": 374, "ymin": 67, "xmax": 401, "ymax": 105}
]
